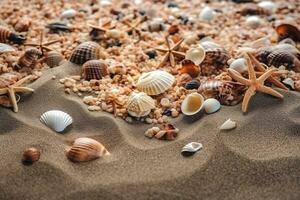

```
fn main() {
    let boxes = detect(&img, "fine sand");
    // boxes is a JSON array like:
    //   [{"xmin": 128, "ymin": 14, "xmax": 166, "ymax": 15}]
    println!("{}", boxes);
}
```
[{"xmin": 0, "ymin": 63, "xmax": 299, "ymax": 200}]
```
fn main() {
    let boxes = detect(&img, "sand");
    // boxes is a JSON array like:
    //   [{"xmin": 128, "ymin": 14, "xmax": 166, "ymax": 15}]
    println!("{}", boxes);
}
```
[{"xmin": 0, "ymin": 63, "xmax": 299, "ymax": 200}]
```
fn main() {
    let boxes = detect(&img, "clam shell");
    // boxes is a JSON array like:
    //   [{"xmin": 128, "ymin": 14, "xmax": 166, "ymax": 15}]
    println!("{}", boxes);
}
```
[
  {"xmin": 220, "ymin": 119, "xmax": 237, "ymax": 130},
  {"xmin": 136, "ymin": 70, "xmax": 175, "ymax": 96},
  {"xmin": 66, "ymin": 137, "xmax": 109, "ymax": 162},
  {"xmin": 185, "ymin": 79, "xmax": 200, "ymax": 90},
  {"xmin": 185, "ymin": 45, "xmax": 206, "ymax": 65},
  {"xmin": 127, "ymin": 92, "xmax": 155, "ymax": 117},
  {"xmin": 40, "ymin": 110, "xmax": 73, "ymax": 133},
  {"xmin": 199, "ymin": 7, "xmax": 216, "ymax": 22},
  {"xmin": 203, "ymin": 98, "xmax": 221, "ymax": 114},
  {"xmin": 0, "ymin": 43, "xmax": 15, "ymax": 53},
  {"xmin": 22, "ymin": 147, "xmax": 40, "ymax": 165},
  {"xmin": 229, "ymin": 58, "xmax": 248, "ymax": 74},
  {"xmin": 61, "ymin": 9, "xmax": 77, "ymax": 19},
  {"xmin": 275, "ymin": 24, "xmax": 300, "ymax": 42},
  {"xmin": 69, "ymin": 42, "xmax": 100, "ymax": 65},
  {"xmin": 182, "ymin": 142, "xmax": 203, "ymax": 154},
  {"xmin": 82, "ymin": 60, "xmax": 109, "ymax": 80},
  {"xmin": 45, "ymin": 51, "xmax": 64, "ymax": 68},
  {"xmin": 181, "ymin": 92, "xmax": 204, "ymax": 116}
]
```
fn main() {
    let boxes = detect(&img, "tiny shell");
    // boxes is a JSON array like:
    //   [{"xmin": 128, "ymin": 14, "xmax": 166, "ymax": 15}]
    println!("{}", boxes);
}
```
[
  {"xmin": 246, "ymin": 16, "xmax": 262, "ymax": 29},
  {"xmin": 66, "ymin": 137, "xmax": 109, "ymax": 162},
  {"xmin": 229, "ymin": 58, "xmax": 248, "ymax": 74},
  {"xmin": 0, "ymin": 43, "xmax": 15, "ymax": 53},
  {"xmin": 258, "ymin": 1, "xmax": 276, "ymax": 13},
  {"xmin": 127, "ymin": 92, "xmax": 155, "ymax": 117},
  {"xmin": 82, "ymin": 60, "xmax": 109, "ymax": 80},
  {"xmin": 181, "ymin": 142, "xmax": 203, "ymax": 156},
  {"xmin": 69, "ymin": 42, "xmax": 100, "ymax": 65},
  {"xmin": 275, "ymin": 24, "xmax": 300, "ymax": 42},
  {"xmin": 185, "ymin": 45, "xmax": 206, "ymax": 65},
  {"xmin": 61, "ymin": 9, "xmax": 77, "ymax": 19},
  {"xmin": 136, "ymin": 70, "xmax": 175, "ymax": 96},
  {"xmin": 22, "ymin": 147, "xmax": 40, "ymax": 165},
  {"xmin": 181, "ymin": 92, "xmax": 204, "ymax": 116},
  {"xmin": 45, "ymin": 51, "xmax": 64, "ymax": 68},
  {"xmin": 220, "ymin": 119, "xmax": 237, "ymax": 130},
  {"xmin": 203, "ymin": 98, "xmax": 221, "ymax": 114},
  {"xmin": 40, "ymin": 110, "xmax": 73, "ymax": 133},
  {"xmin": 185, "ymin": 79, "xmax": 200, "ymax": 90},
  {"xmin": 179, "ymin": 59, "xmax": 200, "ymax": 77},
  {"xmin": 199, "ymin": 7, "xmax": 216, "ymax": 22}
]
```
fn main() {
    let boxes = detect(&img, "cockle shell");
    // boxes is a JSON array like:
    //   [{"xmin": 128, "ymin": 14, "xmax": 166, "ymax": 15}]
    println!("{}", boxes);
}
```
[
  {"xmin": 267, "ymin": 50, "xmax": 300, "ymax": 71},
  {"xmin": 203, "ymin": 98, "xmax": 221, "ymax": 114},
  {"xmin": 66, "ymin": 137, "xmax": 110, "ymax": 162},
  {"xmin": 61, "ymin": 9, "xmax": 77, "ymax": 19},
  {"xmin": 82, "ymin": 60, "xmax": 109, "ymax": 80},
  {"xmin": 0, "ymin": 43, "xmax": 15, "ymax": 53},
  {"xmin": 181, "ymin": 142, "xmax": 203, "ymax": 156},
  {"xmin": 127, "ymin": 92, "xmax": 155, "ymax": 117},
  {"xmin": 22, "ymin": 147, "xmax": 40, "ymax": 165},
  {"xmin": 136, "ymin": 70, "xmax": 175, "ymax": 96},
  {"xmin": 179, "ymin": 60, "xmax": 200, "ymax": 77},
  {"xmin": 220, "ymin": 119, "xmax": 237, "ymax": 130},
  {"xmin": 69, "ymin": 42, "xmax": 100, "ymax": 65},
  {"xmin": 45, "ymin": 51, "xmax": 65, "ymax": 68},
  {"xmin": 258, "ymin": 1, "xmax": 276, "ymax": 13},
  {"xmin": 246, "ymin": 16, "xmax": 262, "ymax": 29},
  {"xmin": 185, "ymin": 45, "xmax": 206, "ymax": 65},
  {"xmin": 40, "ymin": 110, "xmax": 73, "ymax": 133},
  {"xmin": 199, "ymin": 7, "xmax": 216, "ymax": 22},
  {"xmin": 181, "ymin": 92, "xmax": 204, "ymax": 116},
  {"xmin": 229, "ymin": 58, "xmax": 248, "ymax": 74}
]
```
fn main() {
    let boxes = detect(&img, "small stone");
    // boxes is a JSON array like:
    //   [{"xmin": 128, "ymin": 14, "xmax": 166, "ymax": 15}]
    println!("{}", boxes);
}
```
[
  {"xmin": 125, "ymin": 116, "xmax": 133, "ymax": 123},
  {"xmin": 171, "ymin": 109, "xmax": 179, "ymax": 118},
  {"xmin": 155, "ymin": 130, "xmax": 166, "ymax": 139},
  {"xmin": 145, "ymin": 118, "xmax": 153, "ymax": 124},
  {"xmin": 88, "ymin": 105, "xmax": 101, "ymax": 111},
  {"xmin": 65, "ymin": 88, "xmax": 71, "ymax": 94},
  {"xmin": 144, "ymin": 129, "xmax": 155, "ymax": 138},
  {"xmin": 152, "ymin": 127, "xmax": 160, "ymax": 133},
  {"xmin": 52, "ymin": 76, "xmax": 56, "ymax": 80}
]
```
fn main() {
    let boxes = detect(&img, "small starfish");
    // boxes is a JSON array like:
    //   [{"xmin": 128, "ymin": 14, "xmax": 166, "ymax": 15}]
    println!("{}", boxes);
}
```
[
  {"xmin": 122, "ymin": 17, "xmax": 146, "ymax": 39},
  {"xmin": 88, "ymin": 21, "xmax": 115, "ymax": 34},
  {"xmin": 156, "ymin": 36, "xmax": 185, "ymax": 68},
  {"xmin": 228, "ymin": 53, "xmax": 283, "ymax": 113},
  {"xmin": 24, "ymin": 30, "xmax": 62, "ymax": 55},
  {"xmin": 0, "ymin": 75, "xmax": 34, "ymax": 112}
]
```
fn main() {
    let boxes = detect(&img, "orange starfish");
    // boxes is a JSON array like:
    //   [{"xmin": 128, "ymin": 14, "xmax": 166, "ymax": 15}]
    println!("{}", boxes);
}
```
[
  {"xmin": 228, "ymin": 53, "xmax": 283, "ymax": 113},
  {"xmin": 88, "ymin": 21, "xmax": 115, "ymax": 34},
  {"xmin": 122, "ymin": 17, "xmax": 146, "ymax": 39}
]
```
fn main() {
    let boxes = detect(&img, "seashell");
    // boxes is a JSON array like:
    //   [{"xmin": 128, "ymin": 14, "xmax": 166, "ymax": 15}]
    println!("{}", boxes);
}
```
[
  {"xmin": 66, "ymin": 137, "xmax": 110, "ymax": 162},
  {"xmin": 203, "ymin": 98, "xmax": 221, "ymax": 114},
  {"xmin": 258, "ymin": 1, "xmax": 276, "ymax": 13},
  {"xmin": 45, "ymin": 51, "xmax": 65, "ymax": 68},
  {"xmin": 282, "ymin": 78, "xmax": 295, "ymax": 89},
  {"xmin": 40, "ymin": 110, "xmax": 73, "ymax": 133},
  {"xmin": 127, "ymin": 92, "xmax": 155, "ymax": 117},
  {"xmin": 229, "ymin": 58, "xmax": 248, "ymax": 74},
  {"xmin": 179, "ymin": 59, "xmax": 200, "ymax": 78},
  {"xmin": 185, "ymin": 79, "xmax": 200, "ymax": 90},
  {"xmin": 246, "ymin": 16, "xmax": 262, "ymax": 29},
  {"xmin": 275, "ymin": 24, "xmax": 300, "ymax": 42},
  {"xmin": 181, "ymin": 142, "xmax": 203, "ymax": 156},
  {"xmin": 61, "ymin": 9, "xmax": 77, "ymax": 19},
  {"xmin": 239, "ymin": 4, "xmax": 267, "ymax": 16},
  {"xmin": 0, "ymin": 26, "xmax": 26, "ymax": 44},
  {"xmin": 148, "ymin": 18, "xmax": 165, "ymax": 32},
  {"xmin": 0, "ymin": 43, "xmax": 15, "ymax": 53},
  {"xmin": 136, "ymin": 70, "xmax": 175, "ymax": 96},
  {"xmin": 46, "ymin": 22, "xmax": 71, "ymax": 33},
  {"xmin": 69, "ymin": 42, "xmax": 100, "ymax": 65},
  {"xmin": 279, "ymin": 38, "xmax": 296, "ymax": 47},
  {"xmin": 22, "ymin": 147, "xmax": 40, "ymax": 165},
  {"xmin": 199, "ymin": 7, "xmax": 216, "ymax": 22},
  {"xmin": 185, "ymin": 45, "xmax": 206, "ymax": 65},
  {"xmin": 82, "ymin": 60, "xmax": 109, "ymax": 80},
  {"xmin": 198, "ymin": 80, "xmax": 223, "ymax": 93},
  {"xmin": 155, "ymin": 123, "xmax": 179, "ymax": 140},
  {"xmin": 266, "ymin": 50, "xmax": 300, "ymax": 72},
  {"xmin": 181, "ymin": 92, "xmax": 204, "ymax": 116},
  {"xmin": 13, "ymin": 48, "xmax": 42, "ymax": 69},
  {"xmin": 0, "ymin": 94, "xmax": 20, "ymax": 107},
  {"xmin": 220, "ymin": 119, "xmax": 237, "ymax": 130}
]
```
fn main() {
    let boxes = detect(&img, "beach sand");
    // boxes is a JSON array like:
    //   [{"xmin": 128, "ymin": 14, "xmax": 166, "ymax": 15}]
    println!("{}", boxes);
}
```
[{"xmin": 0, "ymin": 63, "xmax": 299, "ymax": 200}]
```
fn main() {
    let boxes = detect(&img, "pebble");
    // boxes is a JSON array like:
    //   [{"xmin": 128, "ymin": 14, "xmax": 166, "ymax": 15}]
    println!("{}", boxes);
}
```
[
  {"xmin": 88, "ymin": 105, "xmax": 101, "ymax": 111},
  {"xmin": 125, "ymin": 116, "xmax": 133, "ymax": 123},
  {"xmin": 145, "ymin": 118, "xmax": 153, "ymax": 124},
  {"xmin": 171, "ymin": 109, "xmax": 179, "ymax": 118}
]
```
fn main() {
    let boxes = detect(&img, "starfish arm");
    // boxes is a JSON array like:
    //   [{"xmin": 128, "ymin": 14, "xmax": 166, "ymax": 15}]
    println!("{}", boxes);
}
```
[
  {"xmin": 165, "ymin": 36, "xmax": 171, "ymax": 49},
  {"xmin": 257, "ymin": 85, "xmax": 283, "ymax": 98},
  {"xmin": 257, "ymin": 68, "xmax": 277, "ymax": 84},
  {"xmin": 14, "ymin": 87, "xmax": 34, "ymax": 93},
  {"xmin": 248, "ymin": 53, "xmax": 265, "ymax": 72},
  {"xmin": 122, "ymin": 20, "xmax": 132, "ymax": 27},
  {"xmin": 14, "ymin": 76, "xmax": 33, "ymax": 87},
  {"xmin": 169, "ymin": 53, "xmax": 175, "ymax": 67},
  {"xmin": 42, "ymin": 46, "xmax": 55, "ymax": 52},
  {"xmin": 267, "ymin": 76, "xmax": 289, "ymax": 90},
  {"xmin": 172, "ymin": 51, "xmax": 186, "ymax": 58},
  {"xmin": 228, "ymin": 69, "xmax": 251, "ymax": 85},
  {"xmin": 158, "ymin": 53, "xmax": 170, "ymax": 68},
  {"xmin": 44, "ymin": 39, "xmax": 62, "ymax": 46},
  {"xmin": 0, "ymin": 88, "xmax": 8, "ymax": 95},
  {"xmin": 242, "ymin": 86, "xmax": 256, "ymax": 113},
  {"xmin": 7, "ymin": 88, "xmax": 18, "ymax": 112},
  {"xmin": 156, "ymin": 48, "xmax": 168, "ymax": 53},
  {"xmin": 88, "ymin": 24, "xmax": 106, "ymax": 32},
  {"xmin": 245, "ymin": 53, "xmax": 256, "ymax": 81},
  {"xmin": 172, "ymin": 38, "xmax": 184, "ymax": 50}
]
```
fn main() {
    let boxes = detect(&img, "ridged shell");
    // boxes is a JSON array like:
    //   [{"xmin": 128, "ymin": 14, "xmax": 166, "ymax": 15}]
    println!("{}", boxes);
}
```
[
  {"xmin": 185, "ymin": 79, "xmax": 200, "ymax": 90},
  {"xmin": 14, "ymin": 48, "xmax": 42, "ymax": 69},
  {"xmin": 203, "ymin": 98, "xmax": 221, "ymax": 114},
  {"xmin": 179, "ymin": 59, "xmax": 200, "ymax": 77},
  {"xmin": 220, "ymin": 119, "xmax": 237, "ymax": 130},
  {"xmin": 69, "ymin": 42, "xmax": 100, "ymax": 65},
  {"xmin": 82, "ymin": 60, "xmax": 109, "ymax": 80},
  {"xmin": 0, "ymin": 43, "xmax": 15, "ymax": 53},
  {"xmin": 45, "ymin": 51, "xmax": 64, "ymax": 68},
  {"xmin": 66, "ymin": 137, "xmax": 110, "ymax": 162},
  {"xmin": 185, "ymin": 45, "xmax": 206, "ymax": 65},
  {"xmin": 275, "ymin": 23, "xmax": 300, "ymax": 42},
  {"xmin": 198, "ymin": 80, "xmax": 223, "ymax": 92},
  {"xmin": 127, "ymin": 92, "xmax": 155, "ymax": 117},
  {"xmin": 266, "ymin": 50, "xmax": 300, "ymax": 71},
  {"xmin": 136, "ymin": 70, "xmax": 175, "ymax": 95},
  {"xmin": 22, "ymin": 147, "xmax": 40, "ymax": 165},
  {"xmin": 201, "ymin": 41, "xmax": 230, "ymax": 66},
  {"xmin": 0, "ymin": 26, "xmax": 25, "ymax": 44},
  {"xmin": 181, "ymin": 92, "xmax": 204, "ymax": 116},
  {"xmin": 40, "ymin": 110, "xmax": 73, "ymax": 133},
  {"xmin": 182, "ymin": 142, "xmax": 203, "ymax": 154}
]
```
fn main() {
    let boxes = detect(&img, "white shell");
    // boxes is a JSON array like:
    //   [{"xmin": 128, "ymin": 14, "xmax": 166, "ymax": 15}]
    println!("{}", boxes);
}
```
[
  {"xmin": 40, "ymin": 110, "xmax": 73, "ymax": 133},
  {"xmin": 136, "ymin": 70, "xmax": 175, "ymax": 96},
  {"xmin": 199, "ymin": 7, "xmax": 216, "ymax": 22},
  {"xmin": 220, "ymin": 119, "xmax": 237, "ymax": 130},
  {"xmin": 246, "ymin": 16, "xmax": 262, "ymax": 29},
  {"xmin": 258, "ymin": 1, "xmax": 276, "ymax": 13},
  {"xmin": 282, "ymin": 78, "xmax": 295, "ymax": 89},
  {"xmin": 185, "ymin": 45, "xmax": 206, "ymax": 65},
  {"xmin": 0, "ymin": 43, "xmax": 15, "ymax": 53},
  {"xmin": 100, "ymin": 0, "xmax": 112, "ymax": 6},
  {"xmin": 203, "ymin": 98, "xmax": 221, "ymax": 114},
  {"xmin": 182, "ymin": 142, "xmax": 203, "ymax": 153},
  {"xmin": 229, "ymin": 58, "xmax": 248, "ymax": 74},
  {"xmin": 127, "ymin": 92, "xmax": 155, "ymax": 117},
  {"xmin": 181, "ymin": 92, "xmax": 204, "ymax": 116},
  {"xmin": 61, "ymin": 9, "xmax": 77, "ymax": 19}
]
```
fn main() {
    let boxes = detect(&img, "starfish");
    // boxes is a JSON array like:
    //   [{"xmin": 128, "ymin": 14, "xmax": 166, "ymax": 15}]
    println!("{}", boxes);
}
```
[
  {"xmin": 228, "ymin": 53, "xmax": 283, "ymax": 113},
  {"xmin": 88, "ymin": 21, "xmax": 115, "ymax": 34},
  {"xmin": 0, "ymin": 75, "xmax": 34, "ymax": 112},
  {"xmin": 156, "ymin": 36, "xmax": 185, "ymax": 68},
  {"xmin": 122, "ymin": 17, "xmax": 146, "ymax": 39}
]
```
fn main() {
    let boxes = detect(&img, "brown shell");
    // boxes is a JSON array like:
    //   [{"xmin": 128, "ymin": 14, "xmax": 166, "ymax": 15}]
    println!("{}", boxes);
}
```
[
  {"xmin": 0, "ymin": 26, "xmax": 11, "ymax": 43},
  {"xmin": 267, "ymin": 50, "xmax": 300, "ymax": 72},
  {"xmin": 14, "ymin": 48, "xmax": 42, "ymax": 69},
  {"xmin": 45, "ymin": 51, "xmax": 64, "ymax": 68},
  {"xmin": 179, "ymin": 60, "xmax": 200, "ymax": 78},
  {"xmin": 82, "ymin": 60, "xmax": 109, "ymax": 80},
  {"xmin": 69, "ymin": 42, "xmax": 100, "ymax": 65},
  {"xmin": 276, "ymin": 24, "xmax": 300, "ymax": 42},
  {"xmin": 22, "ymin": 147, "xmax": 40, "ymax": 165},
  {"xmin": 239, "ymin": 4, "xmax": 268, "ymax": 16}
]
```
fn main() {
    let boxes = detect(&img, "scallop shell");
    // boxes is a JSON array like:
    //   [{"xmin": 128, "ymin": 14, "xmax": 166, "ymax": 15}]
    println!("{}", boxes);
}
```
[
  {"xmin": 69, "ymin": 42, "xmax": 100, "ymax": 65},
  {"xmin": 229, "ymin": 58, "xmax": 248, "ymax": 74},
  {"xmin": 40, "ymin": 110, "xmax": 73, "ymax": 133},
  {"xmin": 179, "ymin": 59, "xmax": 200, "ymax": 77},
  {"xmin": 82, "ymin": 60, "xmax": 109, "ymax": 80},
  {"xmin": 61, "ymin": 9, "xmax": 77, "ymax": 19},
  {"xmin": 136, "ymin": 70, "xmax": 175, "ymax": 96},
  {"xmin": 0, "ymin": 43, "xmax": 15, "ymax": 53},
  {"xmin": 66, "ymin": 137, "xmax": 110, "ymax": 162},
  {"xmin": 203, "ymin": 98, "xmax": 221, "ymax": 114},
  {"xmin": 181, "ymin": 92, "xmax": 204, "ymax": 116},
  {"xmin": 185, "ymin": 79, "xmax": 200, "ymax": 90},
  {"xmin": 22, "ymin": 147, "xmax": 40, "ymax": 165},
  {"xmin": 45, "ymin": 51, "xmax": 64, "ymax": 68},
  {"xmin": 181, "ymin": 142, "xmax": 203, "ymax": 155},
  {"xmin": 199, "ymin": 7, "xmax": 216, "ymax": 22},
  {"xmin": 127, "ymin": 92, "xmax": 155, "ymax": 117},
  {"xmin": 185, "ymin": 45, "xmax": 206, "ymax": 65},
  {"xmin": 220, "ymin": 119, "xmax": 237, "ymax": 130}
]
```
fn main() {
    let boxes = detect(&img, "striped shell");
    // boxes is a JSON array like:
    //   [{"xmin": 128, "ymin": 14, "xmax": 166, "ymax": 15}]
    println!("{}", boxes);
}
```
[
  {"xmin": 185, "ymin": 79, "xmax": 200, "ymax": 90},
  {"xmin": 45, "ymin": 51, "xmax": 65, "ymax": 68},
  {"xmin": 22, "ymin": 147, "xmax": 40, "ymax": 165},
  {"xmin": 136, "ymin": 70, "xmax": 175, "ymax": 96},
  {"xmin": 0, "ymin": 26, "xmax": 26, "ymax": 44},
  {"xmin": 127, "ymin": 92, "xmax": 155, "ymax": 117},
  {"xmin": 266, "ymin": 50, "xmax": 300, "ymax": 71},
  {"xmin": 14, "ymin": 48, "xmax": 42, "ymax": 69},
  {"xmin": 40, "ymin": 110, "xmax": 73, "ymax": 133},
  {"xmin": 198, "ymin": 79, "xmax": 224, "ymax": 93},
  {"xmin": 276, "ymin": 23, "xmax": 300, "ymax": 42},
  {"xmin": 66, "ymin": 137, "xmax": 110, "ymax": 162},
  {"xmin": 82, "ymin": 60, "xmax": 109, "ymax": 80},
  {"xmin": 69, "ymin": 42, "xmax": 100, "ymax": 65}
]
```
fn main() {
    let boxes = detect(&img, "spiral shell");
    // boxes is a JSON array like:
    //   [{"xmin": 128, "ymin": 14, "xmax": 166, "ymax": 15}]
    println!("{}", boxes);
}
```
[
  {"xmin": 127, "ymin": 92, "xmax": 155, "ymax": 117},
  {"xmin": 14, "ymin": 48, "xmax": 42, "ymax": 69},
  {"xmin": 82, "ymin": 60, "xmax": 109, "ymax": 80},
  {"xmin": 66, "ymin": 137, "xmax": 110, "ymax": 162},
  {"xmin": 69, "ymin": 42, "xmax": 100, "ymax": 65},
  {"xmin": 45, "ymin": 51, "xmax": 65, "ymax": 68},
  {"xmin": 22, "ymin": 147, "xmax": 40, "ymax": 165},
  {"xmin": 0, "ymin": 26, "xmax": 26, "ymax": 44}
]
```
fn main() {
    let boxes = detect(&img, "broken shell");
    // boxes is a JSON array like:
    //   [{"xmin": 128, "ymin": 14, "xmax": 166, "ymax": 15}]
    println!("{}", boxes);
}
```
[
  {"xmin": 82, "ymin": 60, "xmax": 109, "ymax": 80},
  {"xmin": 45, "ymin": 51, "xmax": 65, "ymax": 68},
  {"xmin": 136, "ymin": 70, "xmax": 175, "ymax": 95},
  {"xmin": 40, "ymin": 110, "xmax": 73, "ymax": 133},
  {"xmin": 22, "ymin": 147, "xmax": 40, "ymax": 165},
  {"xmin": 203, "ymin": 98, "xmax": 221, "ymax": 114},
  {"xmin": 185, "ymin": 79, "xmax": 200, "ymax": 90},
  {"xmin": 275, "ymin": 23, "xmax": 300, "ymax": 42},
  {"xmin": 220, "ymin": 119, "xmax": 237, "ymax": 130},
  {"xmin": 258, "ymin": 1, "xmax": 276, "ymax": 13},
  {"xmin": 69, "ymin": 41, "xmax": 100, "ymax": 65},
  {"xmin": 282, "ymin": 78, "xmax": 295, "ymax": 89},
  {"xmin": 66, "ymin": 137, "xmax": 109, "ymax": 162},
  {"xmin": 185, "ymin": 45, "xmax": 206, "ymax": 65},
  {"xmin": 179, "ymin": 59, "xmax": 200, "ymax": 77},
  {"xmin": 61, "ymin": 9, "xmax": 77, "ymax": 19},
  {"xmin": 181, "ymin": 92, "xmax": 204, "ymax": 116},
  {"xmin": 199, "ymin": 7, "xmax": 216, "ymax": 22},
  {"xmin": 0, "ymin": 43, "xmax": 15, "ymax": 53},
  {"xmin": 181, "ymin": 142, "xmax": 203, "ymax": 156},
  {"xmin": 246, "ymin": 16, "xmax": 262, "ymax": 29},
  {"xmin": 127, "ymin": 92, "xmax": 155, "ymax": 117},
  {"xmin": 229, "ymin": 58, "xmax": 248, "ymax": 74}
]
